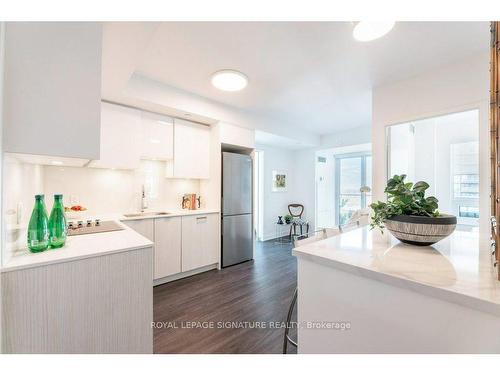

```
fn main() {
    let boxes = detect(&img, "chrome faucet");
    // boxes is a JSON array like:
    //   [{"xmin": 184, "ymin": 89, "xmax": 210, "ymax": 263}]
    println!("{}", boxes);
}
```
[{"xmin": 141, "ymin": 185, "xmax": 148, "ymax": 212}]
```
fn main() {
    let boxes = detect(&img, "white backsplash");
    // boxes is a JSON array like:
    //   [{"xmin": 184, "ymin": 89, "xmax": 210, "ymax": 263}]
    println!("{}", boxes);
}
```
[
  {"xmin": 2, "ymin": 156, "xmax": 201, "ymax": 259},
  {"xmin": 43, "ymin": 160, "xmax": 200, "ymax": 215}
]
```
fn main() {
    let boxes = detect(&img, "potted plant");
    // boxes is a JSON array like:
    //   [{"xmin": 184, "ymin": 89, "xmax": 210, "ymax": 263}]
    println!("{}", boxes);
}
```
[
  {"xmin": 284, "ymin": 214, "xmax": 293, "ymax": 224},
  {"xmin": 370, "ymin": 174, "xmax": 457, "ymax": 246}
]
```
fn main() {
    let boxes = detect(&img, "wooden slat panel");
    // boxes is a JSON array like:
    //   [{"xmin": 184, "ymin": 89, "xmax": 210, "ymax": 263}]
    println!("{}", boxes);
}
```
[
  {"xmin": 490, "ymin": 21, "xmax": 500, "ymax": 280},
  {"xmin": 1, "ymin": 247, "xmax": 153, "ymax": 353}
]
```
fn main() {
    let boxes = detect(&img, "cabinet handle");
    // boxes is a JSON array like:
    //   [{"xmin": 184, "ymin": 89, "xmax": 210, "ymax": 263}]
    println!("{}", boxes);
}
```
[{"xmin": 196, "ymin": 216, "xmax": 207, "ymax": 220}]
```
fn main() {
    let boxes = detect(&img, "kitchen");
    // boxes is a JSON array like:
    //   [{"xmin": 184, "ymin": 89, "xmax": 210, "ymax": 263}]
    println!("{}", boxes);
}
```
[
  {"xmin": 0, "ymin": 22, "xmax": 256, "ymax": 353},
  {"xmin": 1, "ymin": 19, "xmax": 500, "ymax": 358}
]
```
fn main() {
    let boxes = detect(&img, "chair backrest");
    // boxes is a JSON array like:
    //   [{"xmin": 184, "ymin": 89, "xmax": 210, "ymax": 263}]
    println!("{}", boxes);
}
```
[
  {"xmin": 347, "ymin": 208, "xmax": 370, "ymax": 226},
  {"xmin": 288, "ymin": 204, "xmax": 304, "ymax": 218},
  {"xmin": 339, "ymin": 220, "xmax": 360, "ymax": 233},
  {"xmin": 293, "ymin": 229, "xmax": 326, "ymax": 247},
  {"xmin": 324, "ymin": 226, "xmax": 341, "ymax": 238}
]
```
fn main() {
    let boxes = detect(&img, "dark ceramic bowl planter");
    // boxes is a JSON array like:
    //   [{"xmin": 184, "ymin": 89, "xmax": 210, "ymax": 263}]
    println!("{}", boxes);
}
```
[{"xmin": 384, "ymin": 214, "xmax": 457, "ymax": 246}]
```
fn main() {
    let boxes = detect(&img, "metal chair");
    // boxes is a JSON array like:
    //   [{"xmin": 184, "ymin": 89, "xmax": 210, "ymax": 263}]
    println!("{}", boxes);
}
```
[
  {"xmin": 288, "ymin": 204, "xmax": 310, "ymax": 238},
  {"xmin": 346, "ymin": 208, "xmax": 371, "ymax": 226},
  {"xmin": 282, "ymin": 228, "xmax": 327, "ymax": 354},
  {"xmin": 324, "ymin": 226, "xmax": 341, "ymax": 238},
  {"xmin": 339, "ymin": 219, "xmax": 361, "ymax": 233}
]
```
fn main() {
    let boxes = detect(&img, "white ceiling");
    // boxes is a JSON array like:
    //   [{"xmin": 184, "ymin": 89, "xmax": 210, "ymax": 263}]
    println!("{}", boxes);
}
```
[
  {"xmin": 103, "ymin": 22, "xmax": 489, "ymax": 137},
  {"xmin": 255, "ymin": 130, "xmax": 315, "ymax": 150}
]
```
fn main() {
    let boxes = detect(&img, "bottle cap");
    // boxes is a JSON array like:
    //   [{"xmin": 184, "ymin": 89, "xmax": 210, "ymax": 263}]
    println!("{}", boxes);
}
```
[
  {"xmin": 54, "ymin": 194, "xmax": 63, "ymax": 199},
  {"xmin": 35, "ymin": 194, "xmax": 44, "ymax": 199}
]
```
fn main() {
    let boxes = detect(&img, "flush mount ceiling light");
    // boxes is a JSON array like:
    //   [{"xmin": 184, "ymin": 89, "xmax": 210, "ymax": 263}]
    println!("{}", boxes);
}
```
[
  {"xmin": 211, "ymin": 70, "xmax": 248, "ymax": 91},
  {"xmin": 353, "ymin": 21, "xmax": 395, "ymax": 42}
]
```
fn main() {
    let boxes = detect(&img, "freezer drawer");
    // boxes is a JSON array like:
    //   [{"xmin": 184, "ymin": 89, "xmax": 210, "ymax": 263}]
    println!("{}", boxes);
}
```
[{"xmin": 222, "ymin": 214, "xmax": 253, "ymax": 267}]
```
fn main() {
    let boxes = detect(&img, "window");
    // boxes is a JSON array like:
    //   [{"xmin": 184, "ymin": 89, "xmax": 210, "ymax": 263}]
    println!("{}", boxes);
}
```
[
  {"xmin": 335, "ymin": 153, "xmax": 371, "ymax": 225},
  {"xmin": 453, "ymin": 174, "xmax": 479, "ymax": 199},
  {"xmin": 458, "ymin": 206, "xmax": 479, "ymax": 219},
  {"xmin": 387, "ymin": 109, "xmax": 479, "ymax": 228}
]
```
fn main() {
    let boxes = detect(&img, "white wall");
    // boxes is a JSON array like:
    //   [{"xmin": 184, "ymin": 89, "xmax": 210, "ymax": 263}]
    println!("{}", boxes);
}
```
[
  {"xmin": 256, "ymin": 132, "xmax": 372, "ymax": 241},
  {"xmin": 2, "ymin": 156, "xmax": 201, "ymax": 257},
  {"xmin": 372, "ymin": 53, "xmax": 490, "ymax": 241},
  {"xmin": 43, "ymin": 161, "xmax": 201, "ymax": 215},
  {"xmin": 257, "ymin": 144, "xmax": 304, "ymax": 240},
  {"xmin": 2, "ymin": 157, "xmax": 44, "ymax": 262}
]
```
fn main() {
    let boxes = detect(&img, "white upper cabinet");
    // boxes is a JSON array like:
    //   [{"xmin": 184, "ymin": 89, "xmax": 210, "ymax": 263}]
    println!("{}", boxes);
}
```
[
  {"xmin": 89, "ymin": 102, "xmax": 141, "ymax": 170},
  {"xmin": 140, "ymin": 112, "xmax": 174, "ymax": 161},
  {"xmin": 166, "ymin": 119, "xmax": 211, "ymax": 179},
  {"xmin": 3, "ymin": 22, "xmax": 102, "ymax": 160}
]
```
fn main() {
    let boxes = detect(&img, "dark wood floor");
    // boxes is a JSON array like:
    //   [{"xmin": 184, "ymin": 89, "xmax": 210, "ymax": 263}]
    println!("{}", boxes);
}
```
[{"xmin": 153, "ymin": 238, "xmax": 297, "ymax": 354}]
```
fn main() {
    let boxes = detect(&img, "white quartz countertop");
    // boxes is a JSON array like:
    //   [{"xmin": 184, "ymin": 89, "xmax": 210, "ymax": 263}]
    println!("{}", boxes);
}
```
[
  {"xmin": 1, "ymin": 208, "xmax": 220, "ymax": 273},
  {"xmin": 64, "ymin": 208, "xmax": 220, "ymax": 222},
  {"xmin": 1, "ymin": 221, "xmax": 153, "ymax": 273},
  {"xmin": 293, "ymin": 226, "xmax": 500, "ymax": 316},
  {"xmin": 117, "ymin": 208, "xmax": 220, "ymax": 221}
]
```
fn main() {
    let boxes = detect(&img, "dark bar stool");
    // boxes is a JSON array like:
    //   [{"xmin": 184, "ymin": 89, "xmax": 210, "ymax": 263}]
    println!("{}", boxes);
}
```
[{"xmin": 283, "ymin": 287, "xmax": 298, "ymax": 353}]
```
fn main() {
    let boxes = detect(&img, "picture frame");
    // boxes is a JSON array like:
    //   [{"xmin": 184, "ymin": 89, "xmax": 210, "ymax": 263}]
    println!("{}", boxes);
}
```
[{"xmin": 272, "ymin": 170, "xmax": 287, "ymax": 192}]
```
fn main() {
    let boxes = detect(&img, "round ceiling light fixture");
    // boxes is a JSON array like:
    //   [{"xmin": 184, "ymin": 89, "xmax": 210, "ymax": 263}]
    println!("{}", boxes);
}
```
[
  {"xmin": 353, "ymin": 21, "xmax": 395, "ymax": 42},
  {"xmin": 211, "ymin": 70, "xmax": 248, "ymax": 91}
]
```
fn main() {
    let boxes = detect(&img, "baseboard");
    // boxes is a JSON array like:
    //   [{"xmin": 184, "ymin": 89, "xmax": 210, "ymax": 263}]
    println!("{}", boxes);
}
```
[{"xmin": 153, "ymin": 263, "xmax": 219, "ymax": 286}]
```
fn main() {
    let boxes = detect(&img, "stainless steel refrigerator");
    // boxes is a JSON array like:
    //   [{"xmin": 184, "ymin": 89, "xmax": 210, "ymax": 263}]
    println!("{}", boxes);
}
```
[{"xmin": 222, "ymin": 152, "xmax": 253, "ymax": 267}]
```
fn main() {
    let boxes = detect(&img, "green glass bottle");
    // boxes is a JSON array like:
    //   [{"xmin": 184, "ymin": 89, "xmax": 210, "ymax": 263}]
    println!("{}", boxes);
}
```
[
  {"xmin": 27, "ymin": 194, "xmax": 49, "ymax": 253},
  {"xmin": 49, "ymin": 194, "xmax": 67, "ymax": 249}
]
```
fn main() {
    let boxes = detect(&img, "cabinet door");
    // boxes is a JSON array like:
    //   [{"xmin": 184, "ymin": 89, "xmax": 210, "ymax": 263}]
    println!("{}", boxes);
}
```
[
  {"xmin": 123, "ymin": 219, "xmax": 154, "ymax": 241},
  {"xmin": 181, "ymin": 213, "xmax": 219, "ymax": 272},
  {"xmin": 167, "ymin": 119, "xmax": 210, "ymax": 179},
  {"xmin": 3, "ymin": 23, "xmax": 102, "ymax": 160},
  {"xmin": 89, "ymin": 102, "xmax": 141, "ymax": 170},
  {"xmin": 140, "ymin": 112, "xmax": 174, "ymax": 161},
  {"xmin": 154, "ymin": 217, "xmax": 182, "ymax": 279}
]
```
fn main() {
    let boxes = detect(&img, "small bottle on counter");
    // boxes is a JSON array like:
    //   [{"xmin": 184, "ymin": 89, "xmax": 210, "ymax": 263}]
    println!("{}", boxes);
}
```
[
  {"xmin": 48, "ymin": 194, "xmax": 67, "ymax": 249},
  {"xmin": 27, "ymin": 194, "xmax": 50, "ymax": 253}
]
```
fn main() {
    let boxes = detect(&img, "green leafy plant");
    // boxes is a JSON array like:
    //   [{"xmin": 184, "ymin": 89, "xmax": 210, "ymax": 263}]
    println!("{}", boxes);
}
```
[
  {"xmin": 370, "ymin": 174, "xmax": 440, "ymax": 231},
  {"xmin": 284, "ymin": 214, "xmax": 293, "ymax": 224}
]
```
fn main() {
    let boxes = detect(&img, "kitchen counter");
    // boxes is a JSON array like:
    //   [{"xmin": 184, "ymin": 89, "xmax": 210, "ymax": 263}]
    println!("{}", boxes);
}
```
[
  {"xmin": 118, "ymin": 208, "xmax": 220, "ymax": 221},
  {"xmin": 1, "ymin": 221, "xmax": 153, "ymax": 273},
  {"xmin": 1, "ymin": 209, "xmax": 219, "ymax": 273},
  {"xmin": 293, "ymin": 226, "xmax": 500, "ymax": 315},
  {"xmin": 293, "ymin": 226, "xmax": 500, "ymax": 353}
]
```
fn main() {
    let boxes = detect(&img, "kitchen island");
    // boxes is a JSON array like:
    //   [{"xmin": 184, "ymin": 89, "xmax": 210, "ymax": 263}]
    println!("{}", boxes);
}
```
[{"xmin": 293, "ymin": 226, "xmax": 500, "ymax": 353}]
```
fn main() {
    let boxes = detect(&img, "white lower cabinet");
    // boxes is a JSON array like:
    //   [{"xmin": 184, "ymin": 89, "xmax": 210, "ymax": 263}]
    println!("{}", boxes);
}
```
[
  {"xmin": 123, "ymin": 219, "xmax": 154, "ymax": 241},
  {"xmin": 181, "ymin": 213, "xmax": 219, "ymax": 272},
  {"xmin": 154, "ymin": 217, "xmax": 182, "ymax": 279},
  {"xmin": 123, "ymin": 213, "xmax": 219, "ymax": 282}
]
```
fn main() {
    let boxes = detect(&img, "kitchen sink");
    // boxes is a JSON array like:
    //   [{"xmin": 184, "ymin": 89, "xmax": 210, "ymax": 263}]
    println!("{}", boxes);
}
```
[{"xmin": 123, "ymin": 211, "xmax": 170, "ymax": 218}]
